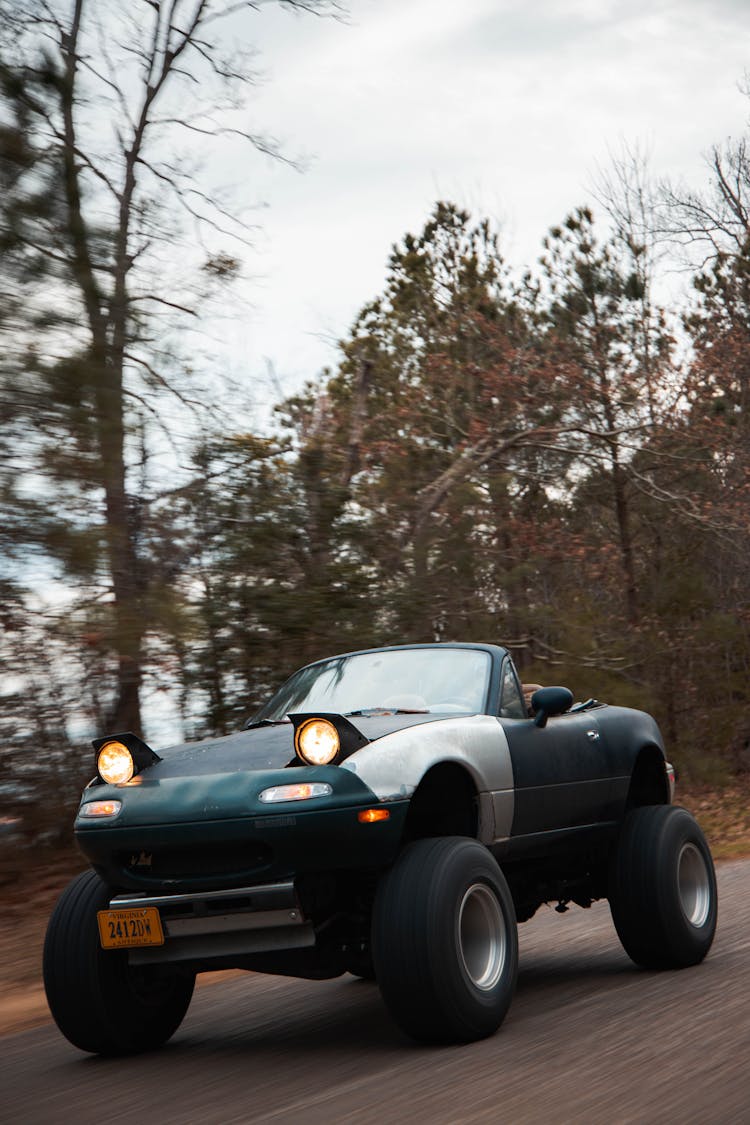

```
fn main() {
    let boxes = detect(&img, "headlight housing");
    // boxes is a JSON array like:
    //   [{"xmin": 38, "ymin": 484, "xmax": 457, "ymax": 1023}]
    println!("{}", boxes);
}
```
[
  {"xmin": 97, "ymin": 741, "xmax": 134, "ymax": 785},
  {"xmin": 294, "ymin": 717, "xmax": 340, "ymax": 765},
  {"xmin": 92, "ymin": 731, "xmax": 161, "ymax": 785}
]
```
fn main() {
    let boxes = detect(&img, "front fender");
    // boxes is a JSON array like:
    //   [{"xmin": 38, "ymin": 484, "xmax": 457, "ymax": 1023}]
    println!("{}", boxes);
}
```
[{"xmin": 340, "ymin": 714, "xmax": 514, "ymax": 842}]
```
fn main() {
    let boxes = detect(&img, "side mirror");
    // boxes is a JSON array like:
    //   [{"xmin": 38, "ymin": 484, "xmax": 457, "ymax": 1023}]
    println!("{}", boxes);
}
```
[{"xmin": 531, "ymin": 686, "xmax": 574, "ymax": 728}]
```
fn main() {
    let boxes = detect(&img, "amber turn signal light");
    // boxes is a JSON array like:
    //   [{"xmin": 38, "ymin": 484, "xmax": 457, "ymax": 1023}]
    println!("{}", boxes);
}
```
[
  {"xmin": 358, "ymin": 808, "xmax": 390, "ymax": 823},
  {"xmin": 79, "ymin": 800, "xmax": 123, "ymax": 819}
]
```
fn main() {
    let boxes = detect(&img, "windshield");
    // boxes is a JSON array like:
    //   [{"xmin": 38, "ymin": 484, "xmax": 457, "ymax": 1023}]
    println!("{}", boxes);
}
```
[{"xmin": 254, "ymin": 647, "xmax": 491, "ymax": 721}]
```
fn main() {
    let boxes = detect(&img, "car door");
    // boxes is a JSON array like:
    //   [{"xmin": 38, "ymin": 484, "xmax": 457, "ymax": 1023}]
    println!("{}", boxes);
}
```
[{"xmin": 502, "ymin": 708, "xmax": 625, "ymax": 840}]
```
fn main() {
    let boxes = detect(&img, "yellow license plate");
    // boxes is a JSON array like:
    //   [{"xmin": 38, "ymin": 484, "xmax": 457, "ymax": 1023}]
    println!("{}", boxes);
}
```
[{"xmin": 97, "ymin": 907, "xmax": 164, "ymax": 949}]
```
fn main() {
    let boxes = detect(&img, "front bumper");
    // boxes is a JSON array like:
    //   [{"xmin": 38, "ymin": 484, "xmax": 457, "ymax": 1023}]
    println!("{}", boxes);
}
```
[
  {"xmin": 75, "ymin": 765, "xmax": 409, "ymax": 892},
  {"xmin": 110, "ymin": 880, "xmax": 315, "ymax": 966}
]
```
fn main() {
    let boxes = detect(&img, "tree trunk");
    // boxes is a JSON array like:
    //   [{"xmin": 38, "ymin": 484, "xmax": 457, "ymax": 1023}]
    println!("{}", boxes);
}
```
[{"xmin": 610, "ymin": 452, "xmax": 639, "ymax": 626}]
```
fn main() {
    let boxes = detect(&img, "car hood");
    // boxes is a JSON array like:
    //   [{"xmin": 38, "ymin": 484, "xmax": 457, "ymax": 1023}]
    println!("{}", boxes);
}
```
[{"xmin": 146, "ymin": 712, "xmax": 453, "ymax": 779}]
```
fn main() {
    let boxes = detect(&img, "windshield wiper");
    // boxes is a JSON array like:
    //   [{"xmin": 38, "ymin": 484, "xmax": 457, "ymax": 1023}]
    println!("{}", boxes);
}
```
[
  {"xmin": 346, "ymin": 707, "xmax": 429, "ymax": 716},
  {"xmin": 242, "ymin": 717, "xmax": 292, "ymax": 731}
]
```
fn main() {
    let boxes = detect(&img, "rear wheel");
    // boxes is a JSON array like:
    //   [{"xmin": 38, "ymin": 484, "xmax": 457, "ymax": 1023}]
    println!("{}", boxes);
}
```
[
  {"xmin": 609, "ymin": 805, "xmax": 717, "ymax": 969},
  {"xmin": 372, "ymin": 837, "xmax": 518, "ymax": 1043},
  {"xmin": 43, "ymin": 870, "xmax": 194, "ymax": 1055}
]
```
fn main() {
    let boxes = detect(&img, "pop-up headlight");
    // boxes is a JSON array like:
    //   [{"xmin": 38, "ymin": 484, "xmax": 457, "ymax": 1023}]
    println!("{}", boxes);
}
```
[
  {"xmin": 294, "ymin": 718, "xmax": 340, "ymax": 765},
  {"xmin": 92, "ymin": 731, "xmax": 161, "ymax": 785},
  {"xmin": 97, "ymin": 742, "xmax": 134, "ymax": 785},
  {"xmin": 288, "ymin": 713, "xmax": 369, "ymax": 766}
]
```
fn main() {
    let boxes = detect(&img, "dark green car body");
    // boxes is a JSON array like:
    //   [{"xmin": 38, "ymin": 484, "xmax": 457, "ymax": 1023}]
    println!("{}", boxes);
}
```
[
  {"xmin": 77, "ymin": 758, "xmax": 409, "ymax": 892},
  {"xmin": 43, "ymin": 643, "xmax": 718, "ymax": 1056},
  {"xmin": 72, "ymin": 642, "xmax": 672, "ymax": 975}
]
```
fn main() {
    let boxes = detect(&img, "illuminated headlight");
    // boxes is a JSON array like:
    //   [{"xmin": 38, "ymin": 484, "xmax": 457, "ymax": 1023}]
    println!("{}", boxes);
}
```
[
  {"xmin": 259, "ymin": 782, "xmax": 333, "ymax": 804},
  {"xmin": 294, "ymin": 718, "xmax": 340, "ymax": 765},
  {"xmin": 79, "ymin": 799, "xmax": 123, "ymax": 819},
  {"xmin": 97, "ymin": 741, "xmax": 134, "ymax": 785}
]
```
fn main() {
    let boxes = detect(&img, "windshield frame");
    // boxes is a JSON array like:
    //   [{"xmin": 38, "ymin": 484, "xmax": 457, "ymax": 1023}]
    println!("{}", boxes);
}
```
[{"xmin": 249, "ymin": 643, "xmax": 505, "ymax": 725}]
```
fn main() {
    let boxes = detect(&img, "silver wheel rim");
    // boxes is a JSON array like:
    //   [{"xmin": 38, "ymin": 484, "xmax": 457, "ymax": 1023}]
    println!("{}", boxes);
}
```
[
  {"xmin": 677, "ymin": 843, "xmax": 711, "ymax": 927},
  {"xmin": 457, "ymin": 883, "xmax": 506, "ymax": 991}
]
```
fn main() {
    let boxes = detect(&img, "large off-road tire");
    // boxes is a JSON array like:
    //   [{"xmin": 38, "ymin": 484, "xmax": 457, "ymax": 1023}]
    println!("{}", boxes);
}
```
[
  {"xmin": 43, "ymin": 870, "xmax": 195, "ymax": 1055},
  {"xmin": 609, "ymin": 805, "xmax": 717, "ymax": 970},
  {"xmin": 372, "ymin": 837, "xmax": 518, "ymax": 1043}
]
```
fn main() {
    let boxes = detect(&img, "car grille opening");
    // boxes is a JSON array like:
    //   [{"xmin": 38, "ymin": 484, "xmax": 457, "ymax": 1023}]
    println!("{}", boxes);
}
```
[{"xmin": 116, "ymin": 841, "xmax": 274, "ymax": 886}]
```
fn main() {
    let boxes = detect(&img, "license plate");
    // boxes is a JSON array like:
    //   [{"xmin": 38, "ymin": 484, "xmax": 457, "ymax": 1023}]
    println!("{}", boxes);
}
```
[{"xmin": 97, "ymin": 907, "xmax": 164, "ymax": 949}]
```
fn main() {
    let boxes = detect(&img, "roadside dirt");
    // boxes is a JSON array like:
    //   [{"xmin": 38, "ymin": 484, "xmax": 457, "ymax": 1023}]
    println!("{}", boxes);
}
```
[
  {"xmin": 0, "ymin": 853, "xmax": 87, "ymax": 1035},
  {"xmin": 2, "ymin": 780, "xmax": 749, "ymax": 1038},
  {"xmin": 679, "ymin": 780, "xmax": 750, "ymax": 860}
]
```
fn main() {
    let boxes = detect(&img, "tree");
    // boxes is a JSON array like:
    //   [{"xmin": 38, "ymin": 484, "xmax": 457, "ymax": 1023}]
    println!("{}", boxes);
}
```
[
  {"xmin": 540, "ymin": 207, "xmax": 675, "ymax": 626},
  {"xmin": 0, "ymin": 0, "xmax": 337, "ymax": 735},
  {"xmin": 165, "ymin": 419, "xmax": 382, "ymax": 736},
  {"xmin": 660, "ymin": 132, "xmax": 750, "ymax": 266},
  {"xmin": 278, "ymin": 205, "xmax": 589, "ymax": 652}
]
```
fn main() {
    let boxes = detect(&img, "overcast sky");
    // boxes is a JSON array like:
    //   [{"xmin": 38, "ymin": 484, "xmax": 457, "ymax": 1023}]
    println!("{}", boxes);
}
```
[{"xmin": 209, "ymin": 0, "xmax": 749, "ymax": 415}]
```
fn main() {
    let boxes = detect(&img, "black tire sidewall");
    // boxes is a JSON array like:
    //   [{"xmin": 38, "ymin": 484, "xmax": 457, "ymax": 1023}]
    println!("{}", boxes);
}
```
[
  {"xmin": 44, "ymin": 870, "xmax": 194, "ymax": 1054},
  {"xmin": 649, "ymin": 807, "xmax": 717, "ymax": 963},
  {"xmin": 373, "ymin": 837, "xmax": 518, "ymax": 1043},
  {"xmin": 610, "ymin": 805, "xmax": 717, "ymax": 969},
  {"xmin": 425, "ymin": 842, "xmax": 516, "ymax": 1029}
]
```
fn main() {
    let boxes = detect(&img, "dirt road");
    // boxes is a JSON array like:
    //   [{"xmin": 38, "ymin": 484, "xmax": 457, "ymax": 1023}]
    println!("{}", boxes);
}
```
[{"xmin": 2, "ymin": 859, "xmax": 748, "ymax": 1124}]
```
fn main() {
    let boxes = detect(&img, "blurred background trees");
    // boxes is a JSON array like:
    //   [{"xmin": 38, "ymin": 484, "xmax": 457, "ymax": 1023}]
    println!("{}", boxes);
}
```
[
  {"xmin": 134, "ymin": 192, "xmax": 750, "ymax": 788},
  {"xmin": 1, "ymin": 5, "xmax": 749, "ymax": 853},
  {"xmin": 0, "ymin": 0, "xmax": 338, "ymax": 844}
]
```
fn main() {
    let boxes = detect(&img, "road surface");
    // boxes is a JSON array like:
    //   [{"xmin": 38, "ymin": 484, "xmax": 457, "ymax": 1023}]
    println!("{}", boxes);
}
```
[{"xmin": 2, "ymin": 859, "xmax": 749, "ymax": 1124}]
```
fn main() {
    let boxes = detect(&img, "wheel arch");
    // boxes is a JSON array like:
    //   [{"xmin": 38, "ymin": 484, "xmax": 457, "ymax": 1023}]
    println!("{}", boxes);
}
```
[
  {"xmin": 625, "ymin": 743, "xmax": 670, "ymax": 808},
  {"xmin": 403, "ymin": 760, "xmax": 480, "ymax": 842}
]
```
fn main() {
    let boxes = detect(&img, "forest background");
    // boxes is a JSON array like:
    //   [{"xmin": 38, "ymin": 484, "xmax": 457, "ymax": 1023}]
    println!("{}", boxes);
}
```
[{"xmin": 1, "ymin": 0, "xmax": 749, "ymax": 864}]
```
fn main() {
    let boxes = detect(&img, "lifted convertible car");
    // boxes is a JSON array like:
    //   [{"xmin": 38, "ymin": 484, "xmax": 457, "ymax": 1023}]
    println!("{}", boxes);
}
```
[{"xmin": 44, "ymin": 643, "xmax": 717, "ymax": 1053}]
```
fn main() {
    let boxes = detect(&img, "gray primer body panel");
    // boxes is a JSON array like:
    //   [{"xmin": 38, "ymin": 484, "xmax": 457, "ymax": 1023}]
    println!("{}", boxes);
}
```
[{"xmin": 340, "ymin": 714, "xmax": 514, "ymax": 843}]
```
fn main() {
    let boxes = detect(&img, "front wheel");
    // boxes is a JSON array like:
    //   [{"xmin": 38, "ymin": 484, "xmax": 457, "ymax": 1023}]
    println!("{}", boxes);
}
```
[
  {"xmin": 372, "ymin": 837, "xmax": 518, "ymax": 1043},
  {"xmin": 43, "ymin": 870, "xmax": 195, "ymax": 1055},
  {"xmin": 608, "ymin": 805, "xmax": 717, "ymax": 970}
]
